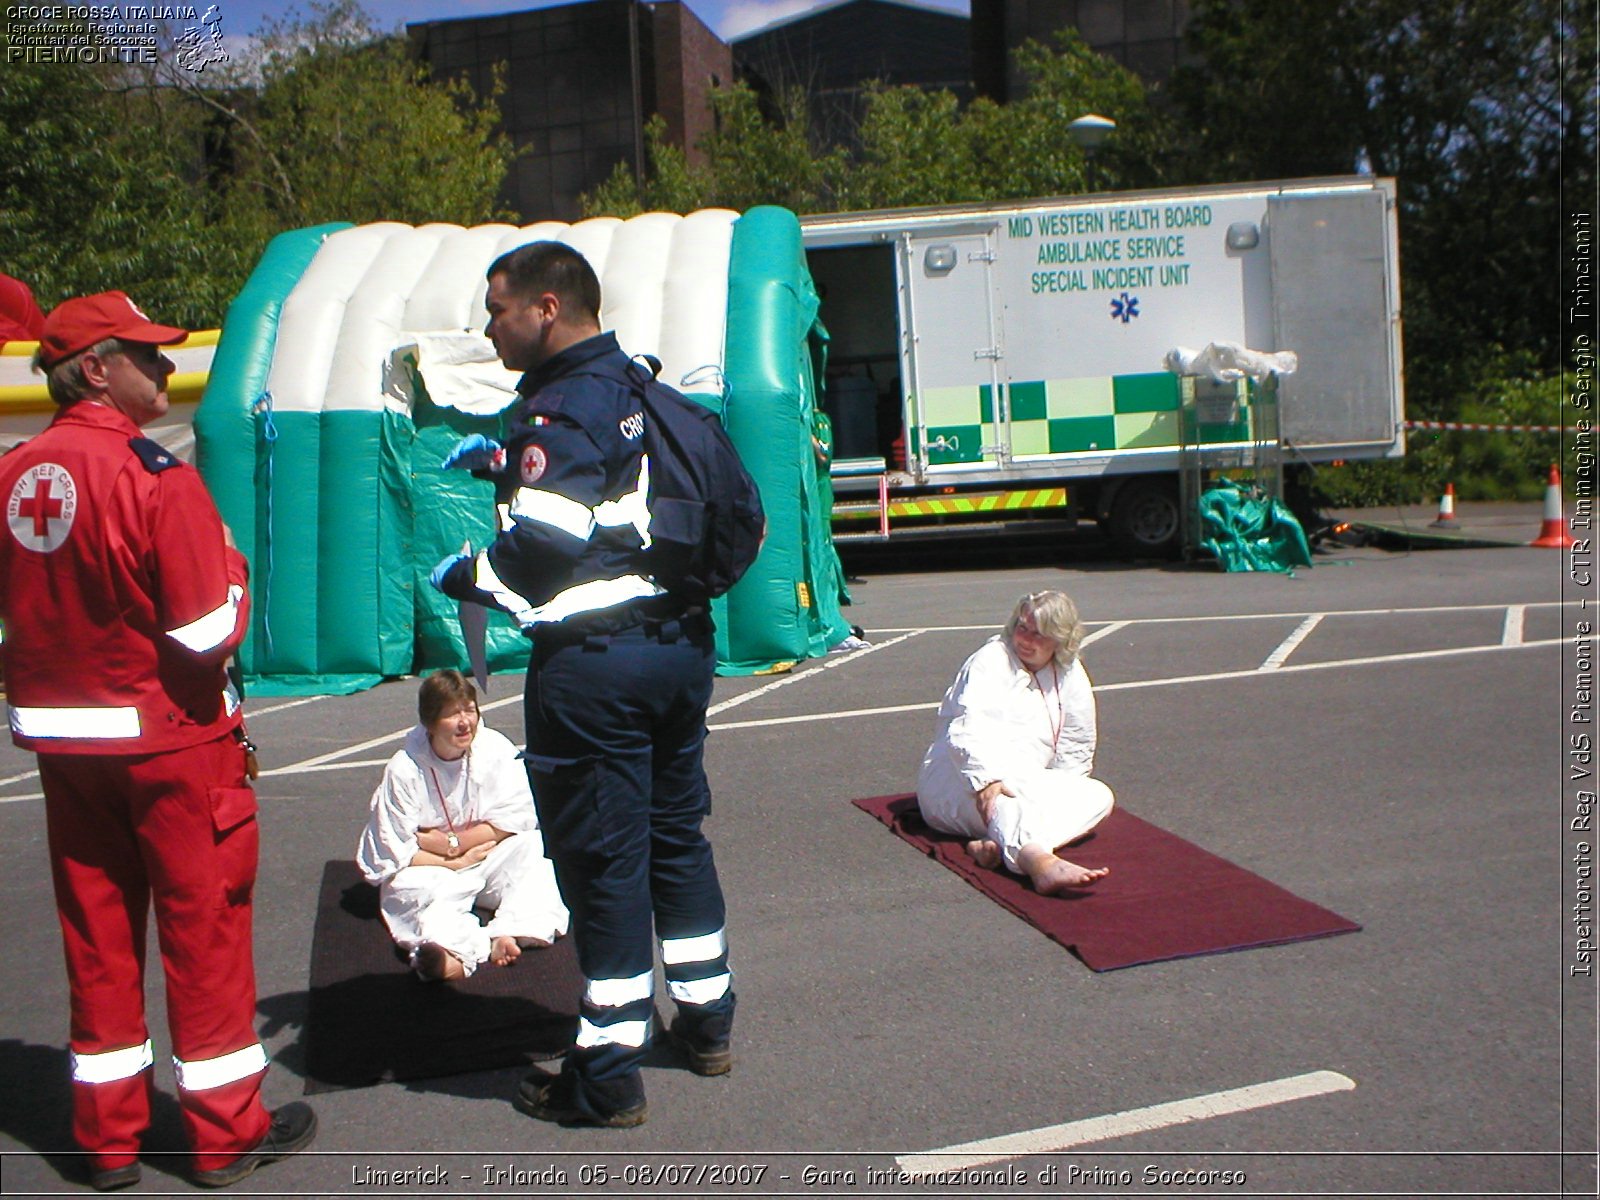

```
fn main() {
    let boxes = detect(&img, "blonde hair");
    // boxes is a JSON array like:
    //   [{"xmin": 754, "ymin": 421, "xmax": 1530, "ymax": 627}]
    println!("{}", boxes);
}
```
[{"xmin": 1003, "ymin": 590, "xmax": 1084, "ymax": 668}]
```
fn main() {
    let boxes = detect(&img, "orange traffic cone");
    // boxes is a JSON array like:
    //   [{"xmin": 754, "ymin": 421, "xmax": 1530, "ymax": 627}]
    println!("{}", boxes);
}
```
[
  {"xmin": 1530, "ymin": 464, "xmax": 1575, "ymax": 548},
  {"xmin": 1429, "ymin": 482, "xmax": 1460, "ymax": 529}
]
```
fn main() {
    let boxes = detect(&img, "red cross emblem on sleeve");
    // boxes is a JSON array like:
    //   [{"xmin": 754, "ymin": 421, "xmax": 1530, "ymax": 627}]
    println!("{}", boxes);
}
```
[{"xmin": 7, "ymin": 463, "xmax": 78, "ymax": 553}]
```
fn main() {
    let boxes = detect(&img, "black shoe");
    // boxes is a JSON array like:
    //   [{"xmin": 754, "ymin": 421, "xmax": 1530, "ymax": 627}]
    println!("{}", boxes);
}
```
[
  {"xmin": 88, "ymin": 1162, "xmax": 140, "ymax": 1192},
  {"xmin": 512, "ymin": 1073, "xmax": 647, "ymax": 1128},
  {"xmin": 668, "ymin": 1016, "xmax": 732, "ymax": 1076},
  {"xmin": 191, "ymin": 1102, "xmax": 317, "ymax": 1188}
]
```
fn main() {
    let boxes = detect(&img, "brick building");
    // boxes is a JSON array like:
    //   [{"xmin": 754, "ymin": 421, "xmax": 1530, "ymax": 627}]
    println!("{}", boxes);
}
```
[
  {"xmin": 409, "ymin": 0, "xmax": 731, "ymax": 222},
  {"xmin": 971, "ymin": 0, "xmax": 1194, "ymax": 100}
]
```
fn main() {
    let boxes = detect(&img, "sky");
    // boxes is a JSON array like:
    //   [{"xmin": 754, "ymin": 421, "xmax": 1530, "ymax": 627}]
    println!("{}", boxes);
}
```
[{"xmin": 208, "ymin": 0, "xmax": 969, "ymax": 44}]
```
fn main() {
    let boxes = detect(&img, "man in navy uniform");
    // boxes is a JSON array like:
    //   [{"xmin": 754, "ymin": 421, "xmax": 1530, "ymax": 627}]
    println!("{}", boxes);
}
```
[{"xmin": 433, "ymin": 242, "xmax": 735, "ymax": 1127}]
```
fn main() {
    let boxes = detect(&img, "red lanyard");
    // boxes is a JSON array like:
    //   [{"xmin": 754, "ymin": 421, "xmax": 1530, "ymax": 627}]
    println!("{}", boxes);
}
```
[
  {"xmin": 1030, "ymin": 662, "xmax": 1065, "ymax": 749},
  {"xmin": 427, "ymin": 756, "xmax": 469, "ymax": 836}
]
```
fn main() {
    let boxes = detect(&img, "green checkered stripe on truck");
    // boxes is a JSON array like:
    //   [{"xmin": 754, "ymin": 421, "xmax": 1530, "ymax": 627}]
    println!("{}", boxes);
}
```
[{"xmin": 914, "ymin": 373, "xmax": 1250, "ymax": 464}]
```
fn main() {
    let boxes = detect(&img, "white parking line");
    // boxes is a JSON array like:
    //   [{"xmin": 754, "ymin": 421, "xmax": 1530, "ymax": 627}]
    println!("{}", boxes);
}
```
[
  {"xmin": 708, "ymin": 630, "xmax": 926, "ymax": 717},
  {"xmin": 263, "ymin": 692, "xmax": 522, "ymax": 776},
  {"xmin": 246, "ymin": 696, "xmax": 330, "ymax": 719},
  {"xmin": 2, "ymin": 615, "xmax": 1565, "ymax": 787},
  {"xmin": 1080, "ymin": 620, "xmax": 1127, "ymax": 648},
  {"xmin": 1502, "ymin": 604, "xmax": 1526, "ymax": 645},
  {"xmin": 707, "ymin": 637, "xmax": 1562, "ymax": 732},
  {"xmin": 1259, "ymin": 614, "xmax": 1323, "ymax": 671},
  {"xmin": 897, "ymin": 1070, "xmax": 1356, "ymax": 1175},
  {"xmin": 878, "ymin": 599, "xmax": 1565, "ymax": 636}
]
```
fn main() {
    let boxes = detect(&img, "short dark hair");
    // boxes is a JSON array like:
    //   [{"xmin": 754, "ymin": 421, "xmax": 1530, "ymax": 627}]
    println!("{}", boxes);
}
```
[
  {"xmin": 487, "ymin": 241, "xmax": 601, "ymax": 322},
  {"xmin": 418, "ymin": 669, "xmax": 479, "ymax": 726}
]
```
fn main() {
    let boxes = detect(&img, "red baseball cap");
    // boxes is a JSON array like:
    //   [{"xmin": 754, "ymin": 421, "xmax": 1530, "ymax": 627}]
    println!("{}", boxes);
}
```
[{"xmin": 37, "ymin": 290, "xmax": 188, "ymax": 368}]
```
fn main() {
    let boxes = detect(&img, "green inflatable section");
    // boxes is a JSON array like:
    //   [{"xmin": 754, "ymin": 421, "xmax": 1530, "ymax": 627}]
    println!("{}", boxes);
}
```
[
  {"xmin": 719, "ymin": 206, "xmax": 851, "ymax": 674},
  {"xmin": 194, "ymin": 223, "xmax": 367, "ymax": 695},
  {"xmin": 408, "ymin": 383, "xmax": 530, "ymax": 679}
]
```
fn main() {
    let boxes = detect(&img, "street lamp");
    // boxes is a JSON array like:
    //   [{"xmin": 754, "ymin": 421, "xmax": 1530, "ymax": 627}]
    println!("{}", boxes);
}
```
[{"xmin": 1068, "ymin": 113, "xmax": 1116, "ymax": 192}]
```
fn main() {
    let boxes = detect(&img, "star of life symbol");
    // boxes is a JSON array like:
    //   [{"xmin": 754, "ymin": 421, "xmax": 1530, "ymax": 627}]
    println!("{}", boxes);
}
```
[
  {"xmin": 7, "ymin": 463, "xmax": 78, "ymax": 553},
  {"xmin": 1110, "ymin": 292, "xmax": 1140, "ymax": 323},
  {"xmin": 175, "ymin": 4, "xmax": 229, "ymax": 74}
]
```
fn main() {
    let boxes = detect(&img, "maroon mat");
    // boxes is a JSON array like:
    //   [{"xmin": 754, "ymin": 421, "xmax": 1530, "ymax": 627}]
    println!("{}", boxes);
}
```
[
  {"xmin": 853, "ymin": 794, "xmax": 1359, "ymax": 971},
  {"xmin": 303, "ymin": 859, "xmax": 580, "ymax": 1093}
]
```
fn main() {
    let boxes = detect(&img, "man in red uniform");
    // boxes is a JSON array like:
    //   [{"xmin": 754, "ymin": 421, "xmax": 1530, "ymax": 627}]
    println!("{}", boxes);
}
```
[
  {"xmin": 0, "ymin": 271, "xmax": 45, "ymax": 345},
  {"xmin": 0, "ymin": 292, "xmax": 315, "ymax": 1191}
]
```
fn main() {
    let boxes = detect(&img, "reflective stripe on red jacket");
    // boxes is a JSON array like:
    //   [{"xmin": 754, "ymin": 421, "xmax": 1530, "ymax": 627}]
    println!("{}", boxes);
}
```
[{"xmin": 0, "ymin": 402, "xmax": 249, "ymax": 754}]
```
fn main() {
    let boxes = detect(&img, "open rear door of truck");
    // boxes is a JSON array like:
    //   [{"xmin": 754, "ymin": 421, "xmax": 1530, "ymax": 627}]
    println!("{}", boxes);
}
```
[{"xmin": 1268, "ymin": 187, "xmax": 1404, "ymax": 455}]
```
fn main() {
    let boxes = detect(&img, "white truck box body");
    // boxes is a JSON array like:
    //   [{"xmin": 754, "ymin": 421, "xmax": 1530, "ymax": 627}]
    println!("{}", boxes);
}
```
[{"xmin": 802, "ymin": 176, "xmax": 1403, "ymax": 517}]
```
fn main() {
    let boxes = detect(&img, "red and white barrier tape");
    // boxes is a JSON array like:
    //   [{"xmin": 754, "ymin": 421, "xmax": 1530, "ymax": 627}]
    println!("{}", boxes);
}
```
[{"xmin": 1404, "ymin": 420, "xmax": 1563, "ymax": 434}]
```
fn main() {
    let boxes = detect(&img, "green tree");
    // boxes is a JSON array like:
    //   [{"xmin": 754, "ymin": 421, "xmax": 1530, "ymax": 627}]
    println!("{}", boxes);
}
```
[
  {"xmin": 0, "ymin": 21, "xmax": 243, "ymax": 325},
  {"xmin": 696, "ymin": 82, "xmax": 846, "ymax": 212},
  {"xmin": 585, "ymin": 82, "xmax": 844, "ymax": 217},
  {"xmin": 584, "ymin": 115, "xmax": 708, "ymax": 218},
  {"xmin": 978, "ymin": 30, "xmax": 1174, "ymax": 198},
  {"xmin": 192, "ymin": 2, "xmax": 511, "ymax": 237},
  {"xmin": 0, "ymin": 2, "xmax": 511, "ymax": 328},
  {"xmin": 584, "ymin": 30, "xmax": 1168, "ymax": 219},
  {"xmin": 1171, "ymin": 0, "xmax": 1588, "ymax": 418},
  {"xmin": 843, "ymin": 85, "xmax": 987, "ymax": 209}
]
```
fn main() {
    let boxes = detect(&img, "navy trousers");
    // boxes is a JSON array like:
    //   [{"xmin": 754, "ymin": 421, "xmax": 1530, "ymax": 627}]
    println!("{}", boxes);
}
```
[{"xmin": 523, "ymin": 614, "xmax": 735, "ymax": 1117}]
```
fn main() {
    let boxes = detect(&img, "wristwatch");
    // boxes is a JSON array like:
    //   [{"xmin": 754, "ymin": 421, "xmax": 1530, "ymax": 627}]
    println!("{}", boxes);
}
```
[{"xmin": 446, "ymin": 832, "xmax": 460, "ymax": 855}]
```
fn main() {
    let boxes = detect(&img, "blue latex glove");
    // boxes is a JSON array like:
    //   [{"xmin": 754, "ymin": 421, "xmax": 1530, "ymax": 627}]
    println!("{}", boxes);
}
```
[
  {"xmin": 441, "ymin": 433, "xmax": 505, "ymax": 472},
  {"xmin": 429, "ymin": 552, "xmax": 470, "ymax": 592}
]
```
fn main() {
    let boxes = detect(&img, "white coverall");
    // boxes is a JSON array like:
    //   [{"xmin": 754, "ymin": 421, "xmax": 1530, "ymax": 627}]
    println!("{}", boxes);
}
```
[
  {"xmin": 356, "ymin": 724, "xmax": 569, "ymax": 974},
  {"xmin": 917, "ymin": 636, "xmax": 1114, "ymax": 872}
]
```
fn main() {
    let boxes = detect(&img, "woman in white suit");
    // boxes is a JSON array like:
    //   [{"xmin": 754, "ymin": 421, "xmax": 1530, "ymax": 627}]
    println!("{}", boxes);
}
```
[
  {"xmin": 917, "ymin": 590, "xmax": 1114, "ymax": 894},
  {"xmin": 357, "ymin": 670, "xmax": 569, "ymax": 980}
]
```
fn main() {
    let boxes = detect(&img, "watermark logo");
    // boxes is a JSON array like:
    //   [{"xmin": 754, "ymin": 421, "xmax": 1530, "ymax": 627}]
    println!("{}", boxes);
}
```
[
  {"xmin": 4, "ymin": 5, "xmax": 229, "ymax": 70},
  {"xmin": 174, "ymin": 3, "xmax": 226, "ymax": 72}
]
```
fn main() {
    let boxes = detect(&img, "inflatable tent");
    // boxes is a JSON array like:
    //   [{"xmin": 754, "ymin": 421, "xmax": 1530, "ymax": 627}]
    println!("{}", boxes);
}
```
[{"xmin": 194, "ymin": 208, "xmax": 851, "ymax": 695}]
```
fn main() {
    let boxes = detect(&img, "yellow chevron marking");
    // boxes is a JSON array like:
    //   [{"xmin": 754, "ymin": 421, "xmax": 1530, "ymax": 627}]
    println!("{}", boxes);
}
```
[{"xmin": 833, "ymin": 488, "xmax": 1068, "ymax": 521}]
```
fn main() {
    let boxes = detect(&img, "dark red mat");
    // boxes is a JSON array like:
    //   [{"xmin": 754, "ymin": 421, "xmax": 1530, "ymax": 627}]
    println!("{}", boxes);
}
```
[
  {"xmin": 853, "ymin": 794, "xmax": 1359, "ymax": 971},
  {"xmin": 303, "ymin": 859, "xmax": 580, "ymax": 1093}
]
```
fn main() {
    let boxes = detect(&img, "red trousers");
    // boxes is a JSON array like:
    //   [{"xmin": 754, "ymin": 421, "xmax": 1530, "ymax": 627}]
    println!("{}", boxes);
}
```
[{"xmin": 39, "ymin": 735, "xmax": 271, "ymax": 1175}]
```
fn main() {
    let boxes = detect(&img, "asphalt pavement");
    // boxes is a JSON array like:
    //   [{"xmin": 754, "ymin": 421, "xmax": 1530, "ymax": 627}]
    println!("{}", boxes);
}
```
[{"xmin": 0, "ymin": 506, "xmax": 1593, "ymax": 1197}]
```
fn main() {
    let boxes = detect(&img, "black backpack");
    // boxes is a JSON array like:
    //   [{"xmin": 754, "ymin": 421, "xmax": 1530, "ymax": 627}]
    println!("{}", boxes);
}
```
[{"xmin": 573, "ymin": 354, "xmax": 765, "ymax": 605}]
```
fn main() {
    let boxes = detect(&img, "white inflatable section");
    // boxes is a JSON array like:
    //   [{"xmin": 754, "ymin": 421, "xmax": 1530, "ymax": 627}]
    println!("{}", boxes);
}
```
[
  {"xmin": 329, "ymin": 224, "xmax": 454, "ymax": 415},
  {"xmin": 661, "ymin": 211, "xmax": 737, "ymax": 394},
  {"xmin": 410, "ymin": 223, "xmax": 519, "ymax": 333},
  {"xmin": 267, "ymin": 223, "xmax": 406, "ymax": 416},
  {"xmin": 262, "ymin": 212, "xmax": 738, "ymax": 418}
]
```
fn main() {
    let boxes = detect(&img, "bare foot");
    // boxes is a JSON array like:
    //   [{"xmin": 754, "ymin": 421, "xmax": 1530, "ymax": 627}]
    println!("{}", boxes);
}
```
[
  {"xmin": 414, "ymin": 942, "xmax": 467, "ymax": 981},
  {"xmin": 1029, "ymin": 856, "xmax": 1110, "ymax": 895},
  {"xmin": 964, "ymin": 839, "xmax": 1003, "ymax": 869},
  {"xmin": 490, "ymin": 936, "xmax": 522, "ymax": 967}
]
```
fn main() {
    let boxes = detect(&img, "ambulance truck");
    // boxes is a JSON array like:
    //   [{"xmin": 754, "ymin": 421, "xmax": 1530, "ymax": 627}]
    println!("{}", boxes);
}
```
[{"xmin": 802, "ymin": 175, "xmax": 1404, "ymax": 554}]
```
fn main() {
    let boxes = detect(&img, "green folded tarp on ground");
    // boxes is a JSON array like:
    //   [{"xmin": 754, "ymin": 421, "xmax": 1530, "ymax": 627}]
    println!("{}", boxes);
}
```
[{"xmin": 1197, "ymin": 480, "xmax": 1313, "ymax": 573}]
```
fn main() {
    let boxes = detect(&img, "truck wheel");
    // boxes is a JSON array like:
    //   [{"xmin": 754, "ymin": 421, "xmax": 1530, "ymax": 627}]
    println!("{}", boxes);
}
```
[{"xmin": 1108, "ymin": 477, "xmax": 1181, "ymax": 558}]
